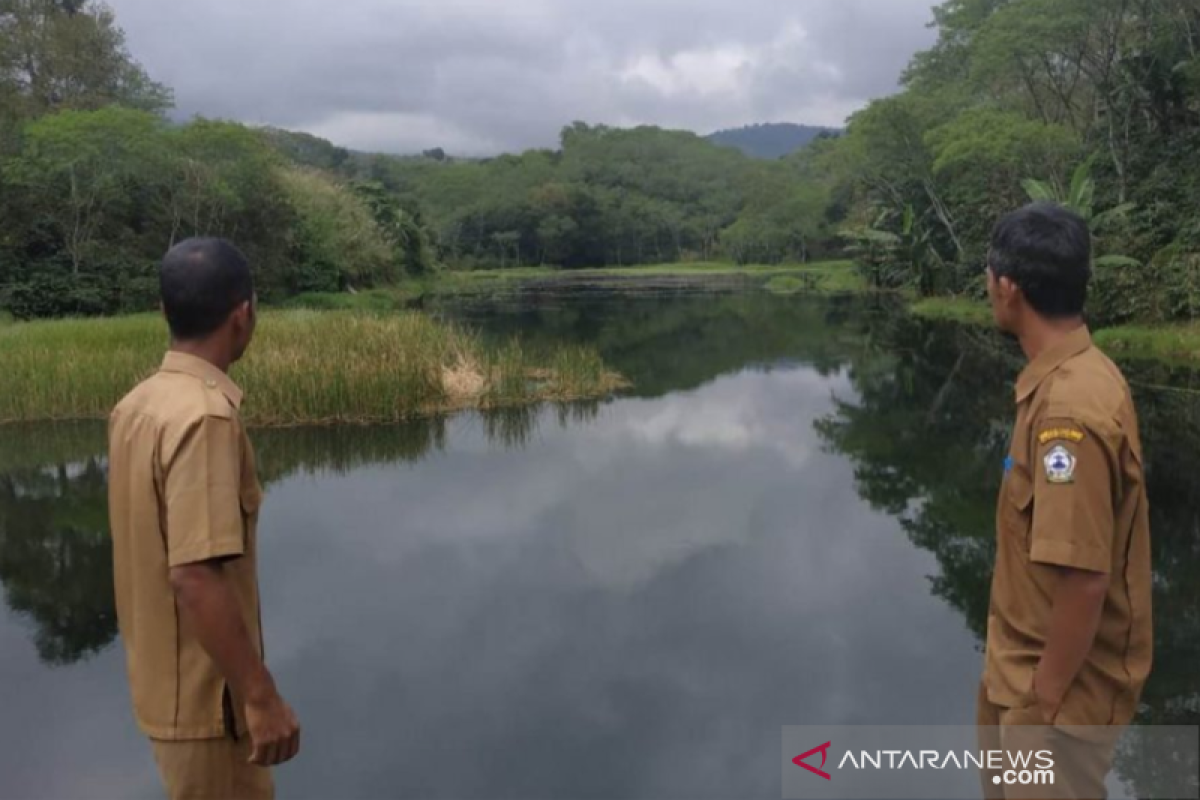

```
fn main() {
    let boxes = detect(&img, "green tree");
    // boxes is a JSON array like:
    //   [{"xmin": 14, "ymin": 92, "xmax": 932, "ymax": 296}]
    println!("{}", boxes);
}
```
[
  {"xmin": 5, "ymin": 106, "xmax": 162, "ymax": 276},
  {"xmin": 157, "ymin": 120, "xmax": 284, "ymax": 251},
  {"xmin": 351, "ymin": 180, "xmax": 435, "ymax": 276},
  {"xmin": 0, "ymin": 0, "xmax": 171, "ymax": 123},
  {"xmin": 278, "ymin": 166, "xmax": 396, "ymax": 292}
]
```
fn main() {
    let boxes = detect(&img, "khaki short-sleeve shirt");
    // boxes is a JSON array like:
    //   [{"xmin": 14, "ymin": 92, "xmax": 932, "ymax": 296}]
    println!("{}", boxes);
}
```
[
  {"xmin": 108, "ymin": 352, "xmax": 264, "ymax": 741},
  {"xmin": 984, "ymin": 327, "xmax": 1153, "ymax": 727}
]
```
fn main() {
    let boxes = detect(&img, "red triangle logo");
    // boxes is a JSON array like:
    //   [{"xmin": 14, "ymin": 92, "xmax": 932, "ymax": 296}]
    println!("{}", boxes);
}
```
[{"xmin": 792, "ymin": 741, "xmax": 832, "ymax": 780}]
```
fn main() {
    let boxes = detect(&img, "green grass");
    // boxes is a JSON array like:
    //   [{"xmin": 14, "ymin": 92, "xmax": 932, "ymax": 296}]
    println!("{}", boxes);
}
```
[
  {"xmin": 0, "ymin": 311, "xmax": 625, "ymax": 426},
  {"xmin": 281, "ymin": 288, "xmax": 415, "ymax": 312},
  {"xmin": 1093, "ymin": 324, "xmax": 1200, "ymax": 364},
  {"xmin": 276, "ymin": 262, "xmax": 869, "ymax": 308},
  {"xmin": 764, "ymin": 275, "xmax": 807, "ymax": 295},
  {"xmin": 421, "ymin": 260, "xmax": 866, "ymax": 297},
  {"xmin": 909, "ymin": 296, "xmax": 994, "ymax": 325},
  {"xmin": 440, "ymin": 260, "xmax": 859, "ymax": 280},
  {"xmin": 763, "ymin": 267, "xmax": 865, "ymax": 295},
  {"xmin": 908, "ymin": 295, "xmax": 1200, "ymax": 364}
]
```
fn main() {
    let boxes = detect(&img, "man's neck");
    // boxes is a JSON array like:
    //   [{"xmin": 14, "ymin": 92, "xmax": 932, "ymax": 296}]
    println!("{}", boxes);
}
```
[
  {"xmin": 1018, "ymin": 315, "xmax": 1086, "ymax": 363},
  {"xmin": 169, "ymin": 340, "xmax": 231, "ymax": 374}
]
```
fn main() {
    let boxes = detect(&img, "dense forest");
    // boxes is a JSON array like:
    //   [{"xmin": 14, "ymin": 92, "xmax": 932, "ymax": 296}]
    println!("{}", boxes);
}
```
[
  {"xmin": 0, "ymin": 1, "xmax": 433, "ymax": 317},
  {"xmin": 825, "ymin": 0, "xmax": 1200, "ymax": 325},
  {"xmin": 1, "ymin": 0, "xmax": 1198, "ymax": 322}
]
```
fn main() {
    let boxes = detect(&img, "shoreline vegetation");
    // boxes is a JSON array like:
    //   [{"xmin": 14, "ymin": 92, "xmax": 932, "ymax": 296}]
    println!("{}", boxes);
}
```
[
  {"xmin": 0, "ymin": 310, "xmax": 625, "ymax": 427},
  {"xmin": 7, "ymin": 260, "xmax": 1200, "ymax": 428},
  {"xmin": 3, "ymin": 1, "xmax": 1197, "ymax": 368},
  {"xmin": 285, "ymin": 261, "xmax": 1200, "ymax": 366},
  {"xmin": 911, "ymin": 296, "xmax": 1200, "ymax": 364},
  {"xmin": 2, "ymin": 261, "xmax": 858, "ymax": 427},
  {"xmin": 280, "ymin": 260, "xmax": 866, "ymax": 311}
]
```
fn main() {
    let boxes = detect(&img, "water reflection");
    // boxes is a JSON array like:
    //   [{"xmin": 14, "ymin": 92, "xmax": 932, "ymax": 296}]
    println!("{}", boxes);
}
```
[
  {"xmin": 0, "ymin": 454, "xmax": 114, "ymax": 665},
  {"xmin": 812, "ymin": 310, "xmax": 1200, "ymax": 735},
  {"xmin": 0, "ymin": 293, "xmax": 1197, "ymax": 799}
]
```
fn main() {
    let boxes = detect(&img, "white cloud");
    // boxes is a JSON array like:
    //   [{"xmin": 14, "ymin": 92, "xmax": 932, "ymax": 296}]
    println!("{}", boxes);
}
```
[{"xmin": 108, "ymin": 0, "xmax": 939, "ymax": 153}]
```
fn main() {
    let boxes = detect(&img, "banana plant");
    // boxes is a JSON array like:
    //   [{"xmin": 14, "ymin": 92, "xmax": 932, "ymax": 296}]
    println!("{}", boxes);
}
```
[{"xmin": 1022, "ymin": 158, "xmax": 1140, "ymax": 267}]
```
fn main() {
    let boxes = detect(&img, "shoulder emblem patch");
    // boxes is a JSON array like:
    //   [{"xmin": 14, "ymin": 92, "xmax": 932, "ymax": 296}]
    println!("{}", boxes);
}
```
[
  {"xmin": 1038, "ymin": 427, "xmax": 1085, "ymax": 445},
  {"xmin": 1043, "ymin": 445, "xmax": 1076, "ymax": 484}
]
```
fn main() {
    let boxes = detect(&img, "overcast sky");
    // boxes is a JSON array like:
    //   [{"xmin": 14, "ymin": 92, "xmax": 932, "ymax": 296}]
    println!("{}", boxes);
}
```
[{"xmin": 106, "ymin": 0, "xmax": 939, "ymax": 156}]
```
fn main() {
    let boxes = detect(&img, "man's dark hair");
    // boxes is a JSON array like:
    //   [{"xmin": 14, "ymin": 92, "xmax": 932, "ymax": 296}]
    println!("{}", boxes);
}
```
[
  {"xmin": 160, "ymin": 238, "xmax": 254, "ymax": 340},
  {"xmin": 988, "ymin": 202, "xmax": 1091, "ymax": 319}
]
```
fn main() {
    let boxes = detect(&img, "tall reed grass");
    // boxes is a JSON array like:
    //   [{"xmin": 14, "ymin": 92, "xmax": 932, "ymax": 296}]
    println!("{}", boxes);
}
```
[{"xmin": 0, "ymin": 311, "xmax": 624, "ymax": 425}]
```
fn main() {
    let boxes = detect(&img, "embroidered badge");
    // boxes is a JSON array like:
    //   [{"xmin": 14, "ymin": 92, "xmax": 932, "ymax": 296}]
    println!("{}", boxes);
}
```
[
  {"xmin": 1043, "ymin": 445, "xmax": 1076, "ymax": 484},
  {"xmin": 1038, "ymin": 427, "xmax": 1085, "ymax": 445}
]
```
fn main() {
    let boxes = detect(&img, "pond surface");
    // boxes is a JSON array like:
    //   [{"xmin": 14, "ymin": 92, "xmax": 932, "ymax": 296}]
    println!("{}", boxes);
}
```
[{"xmin": 1, "ymin": 290, "xmax": 1197, "ymax": 799}]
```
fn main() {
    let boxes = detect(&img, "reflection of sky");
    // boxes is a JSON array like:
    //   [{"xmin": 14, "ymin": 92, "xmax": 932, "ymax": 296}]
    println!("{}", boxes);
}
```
[{"xmin": 0, "ymin": 364, "xmax": 982, "ymax": 800}]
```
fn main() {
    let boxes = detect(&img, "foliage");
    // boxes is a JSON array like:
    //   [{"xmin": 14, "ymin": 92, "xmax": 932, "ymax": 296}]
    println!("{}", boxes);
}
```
[
  {"xmin": 0, "ymin": 1, "xmax": 436, "ymax": 317},
  {"xmin": 5, "ymin": 107, "xmax": 164, "ymax": 275},
  {"xmin": 817, "ymin": 0, "xmax": 1200, "ymax": 322},
  {"xmin": 0, "ymin": 108, "xmax": 309, "ymax": 314},
  {"xmin": 358, "ymin": 123, "xmax": 842, "ymax": 271},
  {"xmin": 839, "ymin": 206, "xmax": 940, "ymax": 293},
  {"xmin": 3, "ymin": 0, "xmax": 1200, "ymax": 327},
  {"xmin": 0, "ymin": 0, "xmax": 172, "ymax": 125},
  {"xmin": 351, "ymin": 180, "xmax": 435, "ymax": 276},
  {"xmin": 0, "ymin": 106, "xmax": 431, "ymax": 315},
  {"xmin": 1023, "ymin": 156, "xmax": 1135, "ymax": 233},
  {"xmin": 278, "ymin": 167, "xmax": 396, "ymax": 293}
]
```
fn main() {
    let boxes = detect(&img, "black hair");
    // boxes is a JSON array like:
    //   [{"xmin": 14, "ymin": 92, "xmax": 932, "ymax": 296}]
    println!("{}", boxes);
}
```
[
  {"xmin": 160, "ymin": 238, "xmax": 254, "ymax": 340},
  {"xmin": 988, "ymin": 202, "xmax": 1091, "ymax": 319}
]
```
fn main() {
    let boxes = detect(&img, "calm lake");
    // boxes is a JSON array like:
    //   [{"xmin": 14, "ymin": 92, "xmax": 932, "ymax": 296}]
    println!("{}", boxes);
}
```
[{"xmin": 1, "ymin": 289, "xmax": 1197, "ymax": 799}]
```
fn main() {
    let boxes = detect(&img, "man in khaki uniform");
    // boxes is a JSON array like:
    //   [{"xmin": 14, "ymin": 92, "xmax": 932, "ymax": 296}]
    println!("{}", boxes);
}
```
[
  {"xmin": 109, "ymin": 238, "xmax": 300, "ymax": 799},
  {"xmin": 978, "ymin": 204, "xmax": 1152, "ymax": 799}
]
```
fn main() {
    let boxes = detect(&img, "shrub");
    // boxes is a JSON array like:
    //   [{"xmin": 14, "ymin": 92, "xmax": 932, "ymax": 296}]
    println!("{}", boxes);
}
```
[
  {"xmin": 279, "ymin": 167, "xmax": 397, "ymax": 293},
  {"xmin": 1090, "ymin": 245, "xmax": 1200, "ymax": 326}
]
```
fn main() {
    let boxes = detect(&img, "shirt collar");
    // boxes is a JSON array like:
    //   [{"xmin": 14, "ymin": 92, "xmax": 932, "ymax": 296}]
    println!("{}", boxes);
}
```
[
  {"xmin": 1015, "ymin": 325, "xmax": 1093, "ymax": 404},
  {"xmin": 159, "ymin": 351, "xmax": 244, "ymax": 409}
]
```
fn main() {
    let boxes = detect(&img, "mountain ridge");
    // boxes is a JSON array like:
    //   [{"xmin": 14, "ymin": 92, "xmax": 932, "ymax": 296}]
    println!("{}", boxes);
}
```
[{"xmin": 706, "ymin": 123, "xmax": 841, "ymax": 159}]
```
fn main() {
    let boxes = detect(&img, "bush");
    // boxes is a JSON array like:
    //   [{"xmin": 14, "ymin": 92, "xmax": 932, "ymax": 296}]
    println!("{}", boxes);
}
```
[
  {"xmin": 1090, "ymin": 245, "xmax": 1200, "ymax": 326},
  {"xmin": 2, "ymin": 254, "xmax": 159, "ymax": 319},
  {"xmin": 279, "ymin": 167, "xmax": 397, "ymax": 293},
  {"xmin": 7, "ymin": 273, "xmax": 111, "ymax": 319}
]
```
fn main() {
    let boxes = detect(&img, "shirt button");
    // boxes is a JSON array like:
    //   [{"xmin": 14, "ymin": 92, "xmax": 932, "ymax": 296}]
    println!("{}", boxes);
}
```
[{"xmin": 205, "ymin": 379, "xmax": 217, "ymax": 389}]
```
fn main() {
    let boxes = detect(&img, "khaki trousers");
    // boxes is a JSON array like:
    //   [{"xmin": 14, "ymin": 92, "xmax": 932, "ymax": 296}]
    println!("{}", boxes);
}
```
[
  {"xmin": 150, "ymin": 736, "xmax": 274, "ymax": 800},
  {"xmin": 976, "ymin": 681, "xmax": 1116, "ymax": 800}
]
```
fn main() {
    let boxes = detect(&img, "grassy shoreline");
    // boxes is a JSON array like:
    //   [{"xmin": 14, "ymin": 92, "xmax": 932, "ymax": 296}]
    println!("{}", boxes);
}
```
[
  {"xmin": 285, "ymin": 260, "xmax": 866, "ymax": 311},
  {"xmin": 910, "ymin": 296, "xmax": 1200, "ymax": 364},
  {"xmin": 439, "ymin": 260, "xmax": 866, "ymax": 292},
  {"xmin": 7, "ymin": 265, "xmax": 1199, "ymax": 428},
  {"xmin": 0, "ymin": 311, "xmax": 625, "ymax": 426}
]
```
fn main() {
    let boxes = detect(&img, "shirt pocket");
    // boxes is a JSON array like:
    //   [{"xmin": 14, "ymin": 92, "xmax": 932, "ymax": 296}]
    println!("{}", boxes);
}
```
[{"xmin": 1002, "ymin": 466, "xmax": 1035, "ymax": 547}]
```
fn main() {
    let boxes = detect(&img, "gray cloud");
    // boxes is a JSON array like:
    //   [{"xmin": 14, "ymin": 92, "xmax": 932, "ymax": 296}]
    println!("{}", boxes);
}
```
[{"xmin": 108, "ymin": 0, "xmax": 939, "ymax": 155}]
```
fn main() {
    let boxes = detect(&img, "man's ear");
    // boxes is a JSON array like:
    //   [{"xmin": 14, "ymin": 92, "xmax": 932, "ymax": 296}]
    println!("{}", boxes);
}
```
[{"xmin": 997, "ymin": 275, "xmax": 1022, "ymax": 306}]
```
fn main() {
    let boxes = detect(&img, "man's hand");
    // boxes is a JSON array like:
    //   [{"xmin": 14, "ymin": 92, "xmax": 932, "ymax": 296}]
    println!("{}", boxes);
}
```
[
  {"xmin": 245, "ymin": 690, "xmax": 301, "ymax": 767},
  {"xmin": 1033, "ymin": 669, "xmax": 1063, "ymax": 724},
  {"xmin": 169, "ymin": 561, "xmax": 302, "ymax": 767}
]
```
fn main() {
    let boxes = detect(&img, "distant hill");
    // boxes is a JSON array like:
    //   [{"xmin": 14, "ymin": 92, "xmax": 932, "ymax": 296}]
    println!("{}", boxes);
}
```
[{"xmin": 706, "ymin": 123, "xmax": 840, "ymax": 159}]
